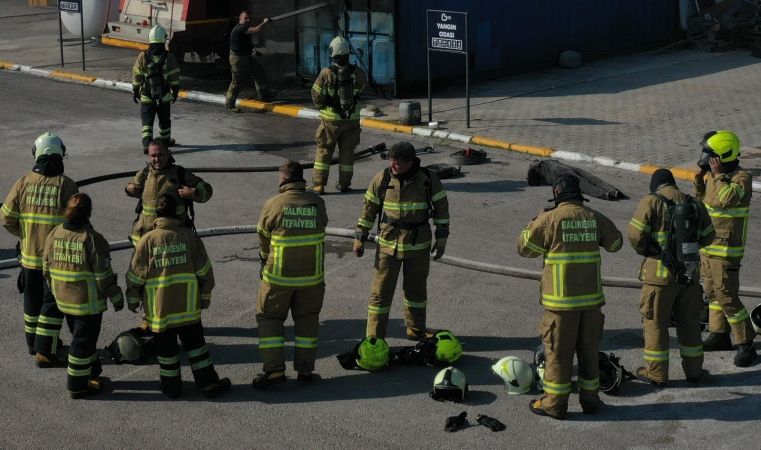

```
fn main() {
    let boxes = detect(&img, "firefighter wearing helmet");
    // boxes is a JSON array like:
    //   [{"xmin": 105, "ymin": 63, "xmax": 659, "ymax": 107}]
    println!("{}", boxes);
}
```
[
  {"xmin": 309, "ymin": 36, "xmax": 368, "ymax": 194},
  {"xmin": 2, "ymin": 132, "xmax": 79, "ymax": 367},
  {"xmin": 517, "ymin": 174, "xmax": 622, "ymax": 420},
  {"xmin": 131, "ymin": 25, "xmax": 181, "ymax": 153},
  {"xmin": 628, "ymin": 169, "xmax": 715, "ymax": 386},
  {"xmin": 694, "ymin": 131, "xmax": 757, "ymax": 367}
]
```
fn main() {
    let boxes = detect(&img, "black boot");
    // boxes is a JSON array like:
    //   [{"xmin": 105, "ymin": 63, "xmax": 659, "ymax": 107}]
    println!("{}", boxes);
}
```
[
  {"xmin": 734, "ymin": 342, "xmax": 758, "ymax": 367},
  {"xmin": 702, "ymin": 332, "xmax": 732, "ymax": 351}
]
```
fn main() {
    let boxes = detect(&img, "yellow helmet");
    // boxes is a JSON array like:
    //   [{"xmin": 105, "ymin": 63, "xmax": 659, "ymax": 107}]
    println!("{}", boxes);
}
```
[
  {"xmin": 702, "ymin": 130, "xmax": 740, "ymax": 163},
  {"xmin": 356, "ymin": 337, "xmax": 389, "ymax": 371},
  {"xmin": 149, "ymin": 25, "xmax": 167, "ymax": 44}
]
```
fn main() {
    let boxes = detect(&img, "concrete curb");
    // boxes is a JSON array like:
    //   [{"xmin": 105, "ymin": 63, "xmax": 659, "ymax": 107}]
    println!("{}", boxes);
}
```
[{"xmin": 3, "ymin": 59, "xmax": 760, "ymax": 193}]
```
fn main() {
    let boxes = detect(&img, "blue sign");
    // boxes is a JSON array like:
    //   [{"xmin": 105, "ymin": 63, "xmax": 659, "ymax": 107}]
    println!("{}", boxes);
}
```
[{"xmin": 427, "ymin": 10, "xmax": 467, "ymax": 54}]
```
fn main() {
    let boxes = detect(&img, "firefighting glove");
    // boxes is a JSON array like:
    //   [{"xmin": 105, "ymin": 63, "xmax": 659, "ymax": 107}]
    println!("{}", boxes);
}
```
[
  {"xmin": 171, "ymin": 86, "xmax": 180, "ymax": 103},
  {"xmin": 476, "ymin": 414, "xmax": 505, "ymax": 432},
  {"xmin": 201, "ymin": 298, "xmax": 210, "ymax": 309},
  {"xmin": 132, "ymin": 88, "xmax": 140, "ymax": 104},
  {"xmin": 127, "ymin": 302, "xmax": 140, "ymax": 313},
  {"xmin": 445, "ymin": 411, "xmax": 468, "ymax": 432},
  {"xmin": 430, "ymin": 238, "xmax": 447, "ymax": 260},
  {"xmin": 353, "ymin": 239, "xmax": 365, "ymax": 257}
]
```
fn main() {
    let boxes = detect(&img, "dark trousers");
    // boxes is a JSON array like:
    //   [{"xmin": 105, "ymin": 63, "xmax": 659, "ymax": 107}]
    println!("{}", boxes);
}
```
[
  {"xmin": 23, "ymin": 268, "xmax": 64, "ymax": 355},
  {"xmin": 140, "ymin": 101, "xmax": 172, "ymax": 145},
  {"xmin": 155, "ymin": 322, "xmax": 219, "ymax": 393},
  {"xmin": 66, "ymin": 313, "xmax": 103, "ymax": 392}
]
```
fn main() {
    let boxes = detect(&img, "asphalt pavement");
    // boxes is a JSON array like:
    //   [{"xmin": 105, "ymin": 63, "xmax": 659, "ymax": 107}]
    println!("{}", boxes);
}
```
[{"xmin": 0, "ymin": 70, "xmax": 760, "ymax": 449}]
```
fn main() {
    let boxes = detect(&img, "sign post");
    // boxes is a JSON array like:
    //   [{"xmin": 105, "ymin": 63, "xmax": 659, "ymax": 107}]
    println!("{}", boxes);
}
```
[
  {"xmin": 58, "ymin": 0, "xmax": 86, "ymax": 71},
  {"xmin": 426, "ymin": 10, "xmax": 469, "ymax": 128}
]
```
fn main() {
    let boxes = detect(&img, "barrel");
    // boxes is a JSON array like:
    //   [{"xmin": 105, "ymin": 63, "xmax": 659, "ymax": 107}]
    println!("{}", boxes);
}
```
[{"xmin": 399, "ymin": 101, "xmax": 421, "ymax": 125}]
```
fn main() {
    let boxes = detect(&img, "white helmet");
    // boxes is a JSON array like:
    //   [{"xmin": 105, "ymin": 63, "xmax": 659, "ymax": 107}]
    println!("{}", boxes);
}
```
[
  {"xmin": 149, "ymin": 25, "xmax": 167, "ymax": 44},
  {"xmin": 491, "ymin": 356, "xmax": 534, "ymax": 395},
  {"xmin": 329, "ymin": 36, "xmax": 350, "ymax": 57},
  {"xmin": 33, "ymin": 132, "xmax": 66, "ymax": 159},
  {"xmin": 751, "ymin": 304, "xmax": 761, "ymax": 334}
]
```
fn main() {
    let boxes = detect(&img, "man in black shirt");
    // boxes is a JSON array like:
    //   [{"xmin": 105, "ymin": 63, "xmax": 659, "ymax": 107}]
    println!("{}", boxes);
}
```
[{"xmin": 225, "ymin": 11, "xmax": 271, "ymax": 111}]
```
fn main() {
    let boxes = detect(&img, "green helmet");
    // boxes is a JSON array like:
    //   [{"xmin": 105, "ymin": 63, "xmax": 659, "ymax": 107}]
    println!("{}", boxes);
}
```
[
  {"xmin": 434, "ymin": 330, "xmax": 462, "ymax": 364},
  {"xmin": 491, "ymin": 356, "xmax": 534, "ymax": 395},
  {"xmin": 149, "ymin": 25, "xmax": 167, "ymax": 44},
  {"xmin": 117, "ymin": 333, "xmax": 142, "ymax": 362},
  {"xmin": 329, "ymin": 36, "xmax": 350, "ymax": 57},
  {"xmin": 702, "ymin": 130, "xmax": 740, "ymax": 163},
  {"xmin": 33, "ymin": 132, "xmax": 66, "ymax": 160},
  {"xmin": 356, "ymin": 337, "xmax": 389, "ymax": 371},
  {"xmin": 430, "ymin": 366, "xmax": 467, "ymax": 402}
]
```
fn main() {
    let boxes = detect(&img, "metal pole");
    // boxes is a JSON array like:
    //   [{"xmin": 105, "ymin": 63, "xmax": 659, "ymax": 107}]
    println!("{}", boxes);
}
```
[
  {"xmin": 79, "ymin": 5, "xmax": 85, "ymax": 71},
  {"xmin": 426, "ymin": 12, "xmax": 432, "ymax": 123},
  {"xmin": 465, "ymin": 13, "xmax": 469, "ymax": 128},
  {"xmin": 58, "ymin": 8, "xmax": 64, "ymax": 67}
]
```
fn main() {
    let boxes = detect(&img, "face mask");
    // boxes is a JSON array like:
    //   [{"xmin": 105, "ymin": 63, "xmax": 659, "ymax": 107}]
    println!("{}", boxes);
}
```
[{"xmin": 697, "ymin": 150, "xmax": 713, "ymax": 171}]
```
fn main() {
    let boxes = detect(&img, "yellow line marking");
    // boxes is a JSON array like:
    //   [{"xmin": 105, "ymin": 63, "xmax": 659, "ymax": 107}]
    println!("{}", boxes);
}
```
[
  {"xmin": 101, "ymin": 35, "xmax": 147, "ymax": 51},
  {"xmin": 49, "ymin": 70, "xmax": 96, "ymax": 83}
]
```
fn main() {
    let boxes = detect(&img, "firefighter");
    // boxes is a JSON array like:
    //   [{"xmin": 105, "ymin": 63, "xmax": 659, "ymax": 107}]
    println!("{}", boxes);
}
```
[
  {"xmin": 628, "ymin": 169, "xmax": 715, "ymax": 386},
  {"xmin": 125, "ymin": 140, "xmax": 212, "ymax": 247},
  {"xmin": 225, "ymin": 11, "xmax": 271, "ymax": 111},
  {"xmin": 125, "ymin": 193, "xmax": 230, "ymax": 399},
  {"xmin": 353, "ymin": 142, "xmax": 450, "ymax": 341},
  {"xmin": 694, "ymin": 131, "xmax": 757, "ymax": 367},
  {"xmin": 43, "ymin": 194, "xmax": 124, "ymax": 398},
  {"xmin": 252, "ymin": 161, "xmax": 329, "ymax": 389},
  {"xmin": 309, "ymin": 36, "xmax": 368, "ymax": 194},
  {"xmin": 517, "ymin": 174, "xmax": 622, "ymax": 420},
  {"xmin": 132, "ymin": 25, "xmax": 181, "ymax": 153},
  {"xmin": 2, "ymin": 132, "xmax": 79, "ymax": 367}
]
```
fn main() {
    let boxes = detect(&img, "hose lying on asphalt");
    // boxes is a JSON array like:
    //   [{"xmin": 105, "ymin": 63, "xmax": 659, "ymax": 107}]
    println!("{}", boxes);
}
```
[{"xmin": 2, "ymin": 225, "xmax": 761, "ymax": 299}]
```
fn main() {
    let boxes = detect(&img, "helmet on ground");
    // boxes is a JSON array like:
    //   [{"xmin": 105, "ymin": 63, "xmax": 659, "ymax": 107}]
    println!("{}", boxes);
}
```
[
  {"xmin": 33, "ymin": 132, "xmax": 66, "ymax": 159},
  {"xmin": 533, "ymin": 344, "xmax": 546, "ymax": 390},
  {"xmin": 701, "ymin": 130, "xmax": 740, "ymax": 163},
  {"xmin": 117, "ymin": 333, "xmax": 142, "ymax": 362},
  {"xmin": 491, "ymin": 356, "xmax": 534, "ymax": 394},
  {"xmin": 149, "ymin": 25, "xmax": 167, "ymax": 44},
  {"xmin": 599, "ymin": 352, "xmax": 624, "ymax": 394},
  {"xmin": 356, "ymin": 337, "xmax": 389, "ymax": 371},
  {"xmin": 434, "ymin": 330, "xmax": 462, "ymax": 364},
  {"xmin": 751, "ymin": 304, "xmax": 761, "ymax": 334},
  {"xmin": 329, "ymin": 36, "xmax": 350, "ymax": 57},
  {"xmin": 430, "ymin": 366, "xmax": 467, "ymax": 402}
]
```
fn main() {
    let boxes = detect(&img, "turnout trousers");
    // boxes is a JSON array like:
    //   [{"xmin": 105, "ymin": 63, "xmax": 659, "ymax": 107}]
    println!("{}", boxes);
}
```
[
  {"xmin": 701, "ymin": 256, "xmax": 756, "ymax": 344},
  {"xmin": 155, "ymin": 322, "xmax": 221, "ymax": 393},
  {"xmin": 23, "ymin": 268, "xmax": 64, "ymax": 356},
  {"xmin": 256, "ymin": 281, "xmax": 325, "ymax": 373},
  {"xmin": 65, "ymin": 313, "xmax": 103, "ymax": 393},
  {"xmin": 639, "ymin": 283, "xmax": 704, "ymax": 382},
  {"xmin": 140, "ymin": 101, "xmax": 171, "ymax": 147},
  {"xmin": 366, "ymin": 251, "xmax": 429, "ymax": 340},
  {"xmin": 225, "ymin": 53, "xmax": 268, "ymax": 107},
  {"xmin": 312, "ymin": 119, "xmax": 361, "ymax": 189},
  {"xmin": 539, "ymin": 308, "xmax": 603, "ymax": 418}
]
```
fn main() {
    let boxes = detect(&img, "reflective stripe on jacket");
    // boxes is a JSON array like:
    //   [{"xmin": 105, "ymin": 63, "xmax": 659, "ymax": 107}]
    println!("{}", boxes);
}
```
[
  {"xmin": 2, "ymin": 171, "xmax": 78, "ymax": 269},
  {"xmin": 517, "ymin": 201, "xmax": 623, "ymax": 310},
  {"xmin": 125, "ymin": 218, "xmax": 214, "ymax": 332},
  {"xmin": 43, "ymin": 223, "xmax": 123, "ymax": 315},
  {"xmin": 311, "ymin": 66, "xmax": 367, "ymax": 121},
  {"xmin": 132, "ymin": 51, "xmax": 180, "ymax": 103},
  {"xmin": 258, "ymin": 181, "xmax": 328, "ymax": 287},
  {"xmin": 628, "ymin": 184, "xmax": 714, "ymax": 285},
  {"xmin": 356, "ymin": 161, "xmax": 449, "ymax": 259},
  {"xmin": 693, "ymin": 169, "xmax": 751, "ymax": 260}
]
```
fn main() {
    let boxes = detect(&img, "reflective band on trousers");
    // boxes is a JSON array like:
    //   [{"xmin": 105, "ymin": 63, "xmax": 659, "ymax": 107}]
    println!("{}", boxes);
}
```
[
  {"xmin": 259, "ymin": 336, "xmax": 285, "ymax": 349},
  {"xmin": 577, "ymin": 377, "xmax": 599, "ymax": 391},
  {"xmin": 403, "ymin": 298, "xmax": 427, "ymax": 309},
  {"xmin": 726, "ymin": 308, "xmax": 750, "ymax": 324},
  {"xmin": 368, "ymin": 305, "xmax": 391, "ymax": 315},
  {"xmin": 680, "ymin": 345, "xmax": 703, "ymax": 358},
  {"xmin": 542, "ymin": 379, "xmax": 572, "ymax": 395},
  {"xmin": 644, "ymin": 348, "xmax": 669, "ymax": 362},
  {"xmin": 295, "ymin": 336, "xmax": 318, "ymax": 349}
]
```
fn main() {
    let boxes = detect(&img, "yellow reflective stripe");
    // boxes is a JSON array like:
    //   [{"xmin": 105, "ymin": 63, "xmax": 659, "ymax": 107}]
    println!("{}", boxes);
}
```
[
  {"xmin": 364, "ymin": 190, "xmax": 381, "ymax": 205},
  {"xmin": 158, "ymin": 355, "xmax": 180, "ymax": 365},
  {"xmin": 383, "ymin": 201, "xmax": 428, "ymax": 212},
  {"xmin": 49, "ymin": 268, "xmax": 94, "ymax": 281},
  {"xmin": 718, "ymin": 183, "xmax": 745, "ymax": 202},
  {"xmin": 610, "ymin": 236, "xmax": 622, "ymax": 251},
  {"xmin": 708, "ymin": 302, "xmax": 723, "ymax": 311},
  {"xmin": 1, "ymin": 203, "xmax": 19, "ymax": 218},
  {"xmin": 338, "ymin": 164, "xmax": 353, "ymax": 172},
  {"xmin": 68, "ymin": 353, "xmax": 97, "ymax": 365},
  {"xmin": 542, "ymin": 292, "xmax": 604, "ymax": 309},
  {"xmin": 542, "ymin": 380, "xmax": 572, "ymax": 395},
  {"xmin": 629, "ymin": 218, "xmax": 650, "ymax": 232},
  {"xmin": 377, "ymin": 237, "xmax": 431, "ymax": 252},
  {"xmin": 56, "ymin": 299, "xmax": 106, "ymax": 316},
  {"xmin": 544, "ymin": 251, "xmax": 600, "ymax": 264},
  {"xmin": 196, "ymin": 260, "xmax": 211, "ymax": 277},
  {"xmin": 191, "ymin": 358, "xmax": 212, "ymax": 371},
  {"xmin": 577, "ymin": 377, "xmax": 599, "ymax": 391},
  {"xmin": 295, "ymin": 336, "xmax": 319, "ymax": 349},
  {"xmin": 680, "ymin": 345, "xmax": 703, "ymax": 358},
  {"xmin": 368, "ymin": 305, "xmax": 391, "ymax": 314},
  {"xmin": 145, "ymin": 273, "xmax": 197, "ymax": 288},
  {"xmin": 35, "ymin": 328, "xmax": 61, "ymax": 337},
  {"xmin": 656, "ymin": 260, "xmax": 669, "ymax": 278},
  {"xmin": 38, "ymin": 315, "xmax": 64, "ymax": 325},
  {"xmin": 20, "ymin": 252, "xmax": 43, "ymax": 269},
  {"xmin": 700, "ymin": 245, "xmax": 744, "ymax": 258},
  {"xmin": 126, "ymin": 270, "xmax": 146, "ymax": 286},
  {"xmin": 644, "ymin": 349, "xmax": 669, "ymax": 362},
  {"xmin": 650, "ymin": 231, "xmax": 668, "ymax": 243},
  {"xmin": 185, "ymin": 345, "xmax": 208, "ymax": 359},
  {"xmin": 431, "ymin": 190, "xmax": 447, "ymax": 202},
  {"xmin": 24, "ymin": 314, "xmax": 38, "ymax": 323},
  {"xmin": 270, "ymin": 233, "xmax": 325, "ymax": 247},
  {"xmin": 433, "ymin": 218, "xmax": 449, "ymax": 225},
  {"xmin": 262, "ymin": 271, "xmax": 323, "ymax": 287},
  {"xmin": 68, "ymin": 367, "xmax": 92, "ymax": 377},
  {"xmin": 93, "ymin": 268, "xmax": 114, "ymax": 281},
  {"xmin": 144, "ymin": 311, "xmax": 202, "ymax": 331},
  {"xmin": 258, "ymin": 225, "xmax": 271, "ymax": 238},
  {"xmin": 19, "ymin": 212, "xmax": 64, "ymax": 225},
  {"xmin": 521, "ymin": 229, "xmax": 547, "ymax": 254},
  {"xmin": 403, "ymin": 298, "xmax": 427, "ymax": 309},
  {"xmin": 311, "ymin": 83, "xmax": 326, "ymax": 94},
  {"xmin": 357, "ymin": 218, "xmax": 374, "ymax": 228},
  {"xmin": 726, "ymin": 308, "xmax": 749, "ymax": 324},
  {"xmin": 259, "ymin": 336, "xmax": 285, "ymax": 349},
  {"xmin": 313, "ymin": 161, "xmax": 330, "ymax": 171},
  {"xmin": 160, "ymin": 368, "xmax": 181, "ymax": 377},
  {"xmin": 704, "ymin": 205, "xmax": 749, "ymax": 218},
  {"xmin": 700, "ymin": 224, "xmax": 715, "ymax": 236}
]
